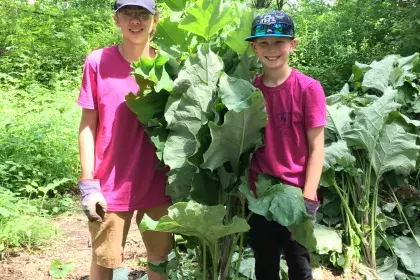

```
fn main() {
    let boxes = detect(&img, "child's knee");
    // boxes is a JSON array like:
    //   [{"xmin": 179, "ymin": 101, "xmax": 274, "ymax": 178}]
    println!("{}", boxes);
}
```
[{"xmin": 143, "ymin": 231, "xmax": 173, "ymax": 258}]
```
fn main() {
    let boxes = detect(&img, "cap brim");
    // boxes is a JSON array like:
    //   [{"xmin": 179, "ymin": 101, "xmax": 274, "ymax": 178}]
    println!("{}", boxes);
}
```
[
  {"xmin": 115, "ymin": 3, "xmax": 155, "ymax": 14},
  {"xmin": 244, "ymin": 34, "xmax": 294, "ymax": 41}
]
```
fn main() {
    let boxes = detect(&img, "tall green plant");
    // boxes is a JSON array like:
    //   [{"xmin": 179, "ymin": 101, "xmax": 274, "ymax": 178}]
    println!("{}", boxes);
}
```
[
  {"xmin": 321, "ymin": 53, "xmax": 420, "ymax": 275},
  {"xmin": 127, "ymin": 0, "xmax": 317, "ymax": 278}
]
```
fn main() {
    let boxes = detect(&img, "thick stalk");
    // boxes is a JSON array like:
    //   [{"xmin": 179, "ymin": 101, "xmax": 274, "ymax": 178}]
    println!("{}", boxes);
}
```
[
  {"xmin": 333, "ymin": 179, "xmax": 372, "ymax": 265},
  {"xmin": 212, "ymin": 242, "xmax": 219, "ymax": 280},
  {"xmin": 203, "ymin": 241, "xmax": 207, "ymax": 280},
  {"xmin": 173, "ymin": 236, "xmax": 185, "ymax": 280},
  {"xmin": 370, "ymin": 180, "xmax": 379, "ymax": 269},
  {"xmin": 332, "ymin": 180, "xmax": 364, "ymax": 240},
  {"xmin": 234, "ymin": 232, "xmax": 245, "ymax": 280},
  {"xmin": 220, "ymin": 196, "xmax": 240, "ymax": 278}
]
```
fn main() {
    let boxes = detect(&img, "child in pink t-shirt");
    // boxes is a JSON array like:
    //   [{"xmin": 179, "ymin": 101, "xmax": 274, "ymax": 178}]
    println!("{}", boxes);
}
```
[
  {"xmin": 77, "ymin": 1, "xmax": 171, "ymax": 279},
  {"xmin": 244, "ymin": 10, "xmax": 327, "ymax": 280}
]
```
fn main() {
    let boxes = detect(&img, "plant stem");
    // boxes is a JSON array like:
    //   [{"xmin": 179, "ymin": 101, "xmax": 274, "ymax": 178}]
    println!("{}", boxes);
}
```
[
  {"xmin": 234, "ymin": 232, "xmax": 245, "ymax": 280},
  {"xmin": 371, "ymin": 180, "xmax": 379, "ymax": 269},
  {"xmin": 332, "ymin": 180, "xmax": 364, "ymax": 240},
  {"xmin": 213, "ymin": 242, "xmax": 219, "ymax": 280},
  {"xmin": 203, "ymin": 241, "xmax": 207, "ymax": 280},
  {"xmin": 173, "ymin": 236, "xmax": 185, "ymax": 280}
]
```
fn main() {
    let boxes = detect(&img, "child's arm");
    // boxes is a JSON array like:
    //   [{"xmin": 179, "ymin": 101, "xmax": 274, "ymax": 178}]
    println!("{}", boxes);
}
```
[
  {"xmin": 78, "ymin": 108, "xmax": 107, "ymax": 221},
  {"xmin": 79, "ymin": 108, "xmax": 98, "ymax": 179},
  {"xmin": 303, "ymin": 126, "xmax": 324, "ymax": 201}
]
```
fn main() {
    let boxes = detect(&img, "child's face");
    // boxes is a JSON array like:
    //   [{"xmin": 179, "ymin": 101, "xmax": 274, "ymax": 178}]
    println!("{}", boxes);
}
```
[
  {"xmin": 251, "ymin": 37, "xmax": 297, "ymax": 70},
  {"xmin": 114, "ymin": 6, "xmax": 158, "ymax": 45}
]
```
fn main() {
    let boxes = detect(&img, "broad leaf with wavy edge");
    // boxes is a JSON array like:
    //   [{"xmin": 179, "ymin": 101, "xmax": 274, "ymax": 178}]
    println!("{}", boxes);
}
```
[
  {"xmin": 179, "ymin": 0, "xmax": 234, "ymax": 41},
  {"xmin": 139, "ymin": 200, "xmax": 250, "ymax": 248},
  {"xmin": 173, "ymin": 44, "xmax": 223, "ymax": 96},
  {"xmin": 372, "ymin": 122, "xmax": 420, "ymax": 177},
  {"xmin": 239, "ymin": 175, "xmax": 316, "ymax": 252},
  {"xmin": 326, "ymin": 104, "xmax": 353, "ymax": 139},
  {"xmin": 362, "ymin": 55, "xmax": 399, "ymax": 92},
  {"xmin": 343, "ymin": 87, "xmax": 400, "ymax": 155},
  {"xmin": 163, "ymin": 45, "xmax": 223, "ymax": 201},
  {"xmin": 225, "ymin": 3, "xmax": 253, "ymax": 55},
  {"xmin": 154, "ymin": 17, "xmax": 191, "ymax": 58},
  {"xmin": 201, "ymin": 91, "xmax": 267, "ymax": 172},
  {"xmin": 323, "ymin": 140, "xmax": 356, "ymax": 171},
  {"xmin": 394, "ymin": 236, "xmax": 420, "ymax": 275}
]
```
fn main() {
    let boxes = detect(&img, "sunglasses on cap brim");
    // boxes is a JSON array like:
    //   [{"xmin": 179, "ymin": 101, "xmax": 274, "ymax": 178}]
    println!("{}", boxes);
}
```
[{"xmin": 252, "ymin": 23, "xmax": 293, "ymax": 37}]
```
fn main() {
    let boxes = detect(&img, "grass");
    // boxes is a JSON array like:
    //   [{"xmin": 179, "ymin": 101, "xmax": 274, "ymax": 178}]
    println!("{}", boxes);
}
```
[{"xmin": 0, "ymin": 74, "xmax": 82, "ymax": 257}]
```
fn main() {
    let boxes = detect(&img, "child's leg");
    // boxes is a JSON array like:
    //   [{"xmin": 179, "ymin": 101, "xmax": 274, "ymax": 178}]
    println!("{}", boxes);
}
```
[
  {"xmin": 137, "ymin": 204, "xmax": 173, "ymax": 280},
  {"xmin": 90, "ymin": 262, "xmax": 113, "ymax": 280},
  {"xmin": 282, "ymin": 234, "xmax": 312, "ymax": 280},
  {"xmin": 248, "ymin": 212, "xmax": 282, "ymax": 280},
  {"xmin": 88, "ymin": 211, "xmax": 134, "ymax": 280}
]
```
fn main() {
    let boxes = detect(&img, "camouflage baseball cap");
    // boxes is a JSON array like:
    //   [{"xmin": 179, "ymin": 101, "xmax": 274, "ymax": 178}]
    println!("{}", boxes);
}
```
[{"xmin": 244, "ymin": 10, "xmax": 295, "ymax": 41}]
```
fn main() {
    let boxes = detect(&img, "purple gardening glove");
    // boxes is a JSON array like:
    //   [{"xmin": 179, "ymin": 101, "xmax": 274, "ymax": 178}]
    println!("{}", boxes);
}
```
[
  {"xmin": 304, "ymin": 198, "xmax": 320, "ymax": 227},
  {"xmin": 78, "ymin": 179, "xmax": 107, "ymax": 222}
]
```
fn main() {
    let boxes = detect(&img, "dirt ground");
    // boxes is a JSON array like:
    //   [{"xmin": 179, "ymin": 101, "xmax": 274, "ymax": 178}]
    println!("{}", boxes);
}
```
[
  {"xmin": 0, "ymin": 211, "xmax": 147, "ymax": 280},
  {"xmin": 0, "ymin": 211, "xmax": 363, "ymax": 280}
]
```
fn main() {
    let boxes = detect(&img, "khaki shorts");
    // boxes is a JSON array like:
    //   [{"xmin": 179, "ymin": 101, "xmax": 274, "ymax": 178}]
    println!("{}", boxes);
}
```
[{"xmin": 88, "ymin": 204, "xmax": 173, "ymax": 268}]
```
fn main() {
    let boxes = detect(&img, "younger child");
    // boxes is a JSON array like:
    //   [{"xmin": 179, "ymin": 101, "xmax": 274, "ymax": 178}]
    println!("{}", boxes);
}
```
[
  {"xmin": 77, "ymin": 1, "xmax": 171, "ymax": 279},
  {"xmin": 245, "ymin": 10, "xmax": 326, "ymax": 280}
]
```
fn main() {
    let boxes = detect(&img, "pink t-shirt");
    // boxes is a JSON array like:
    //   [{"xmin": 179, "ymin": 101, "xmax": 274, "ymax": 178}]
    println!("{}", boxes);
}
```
[
  {"xmin": 250, "ymin": 69, "xmax": 327, "ymax": 191},
  {"xmin": 77, "ymin": 45, "xmax": 170, "ymax": 211}
]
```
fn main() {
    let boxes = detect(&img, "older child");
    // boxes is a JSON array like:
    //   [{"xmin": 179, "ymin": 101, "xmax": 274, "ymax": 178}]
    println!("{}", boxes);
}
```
[
  {"xmin": 77, "ymin": 1, "xmax": 171, "ymax": 279},
  {"xmin": 245, "ymin": 10, "xmax": 326, "ymax": 280}
]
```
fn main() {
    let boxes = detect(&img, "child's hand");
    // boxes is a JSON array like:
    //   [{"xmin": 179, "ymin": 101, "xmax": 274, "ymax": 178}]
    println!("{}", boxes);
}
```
[
  {"xmin": 78, "ymin": 179, "xmax": 107, "ymax": 222},
  {"xmin": 303, "ymin": 197, "xmax": 320, "ymax": 227}
]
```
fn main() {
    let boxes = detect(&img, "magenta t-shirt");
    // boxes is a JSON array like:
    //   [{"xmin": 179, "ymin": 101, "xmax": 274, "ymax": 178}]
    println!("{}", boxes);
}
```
[
  {"xmin": 77, "ymin": 45, "xmax": 170, "ymax": 211},
  {"xmin": 250, "ymin": 69, "xmax": 327, "ymax": 191}
]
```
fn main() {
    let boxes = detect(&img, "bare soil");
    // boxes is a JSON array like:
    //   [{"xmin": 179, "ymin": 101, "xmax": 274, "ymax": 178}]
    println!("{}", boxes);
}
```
[{"xmin": 0, "ymin": 211, "xmax": 147, "ymax": 280}]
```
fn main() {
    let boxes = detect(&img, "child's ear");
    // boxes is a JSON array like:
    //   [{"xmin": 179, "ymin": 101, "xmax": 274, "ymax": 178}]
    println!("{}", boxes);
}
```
[
  {"xmin": 153, "ymin": 12, "xmax": 160, "ymax": 25},
  {"xmin": 114, "ymin": 13, "xmax": 121, "ymax": 27},
  {"xmin": 250, "ymin": 41, "xmax": 257, "ymax": 52},
  {"xmin": 290, "ymin": 39, "xmax": 298, "ymax": 50}
]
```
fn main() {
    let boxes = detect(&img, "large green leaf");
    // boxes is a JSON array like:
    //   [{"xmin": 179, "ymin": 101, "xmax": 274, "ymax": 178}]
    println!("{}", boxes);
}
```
[
  {"xmin": 288, "ymin": 220, "xmax": 317, "ymax": 253},
  {"xmin": 326, "ymin": 104, "xmax": 353, "ymax": 139},
  {"xmin": 313, "ymin": 225, "xmax": 342, "ymax": 254},
  {"xmin": 239, "ymin": 175, "xmax": 316, "ymax": 251},
  {"xmin": 239, "ymin": 177, "xmax": 309, "ymax": 226},
  {"xmin": 162, "ymin": 46, "xmax": 224, "ymax": 202},
  {"xmin": 132, "ymin": 53, "xmax": 174, "ymax": 93},
  {"xmin": 173, "ymin": 44, "xmax": 223, "ymax": 95},
  {"xmin": 201, "ymin": 91, "xmax": 267, "ymax": 172},
  {"xmin": 377, "ymin": 256, "xmax": 399, "ymax": 280},
  {"xmin": 218, "ymin": 73, "xmax": 258, "ymax": 112},
  {"xmin": 126, "ymin": 54, "xmax": 174, "ymax": 125},
  {"xmin": 372, "ymin": 122, "xmax": 420, "ymax": 177},
  {"xmin": 150, "ymin": 127, "xmax": 168, "ymax": 161},
  {"xmin": 126, "ymin": 90, "xmax": 169, "ymax": 125},
  {"xmin": 166, "ymin": 161, "xmax": 197, "ymax": 202},
  {"xmin": 178, "ymin": 0, "xmax": 234, "ymax": 41},
  {"xmin": 343, "ymin": 87, "xmax": 400, "ymax": 155},
  {"xmin": 163, "ymin": 0, "xmax": 188, "ymax": 11},
  {"xmin": 190, "ymin": 169, "xmax": 221, "ymax": 206},
  {"xmin": 139, "ymin": 201, "xmax": 250, "ymax": 247},
  {"xmin": 225, "ymin": 4, "xmax": 253, "ymax": 55},
  {"xmin": 394, "ymin": 236, "xmax": 420, "ymax": 275},
  {"xmin": 362, "ymin": 55, "xmax": 399, "ymax": 92},
  {"xmin": 323, "ymin": 140, "xmax": 356, "ymax": 171},
  {"xmin": 164, "ymin": 127, "xmax": 198, "ymax": 169},
  {"xmin": 154, "ymin": 17, "xmax": 191, "ymax": 58}
]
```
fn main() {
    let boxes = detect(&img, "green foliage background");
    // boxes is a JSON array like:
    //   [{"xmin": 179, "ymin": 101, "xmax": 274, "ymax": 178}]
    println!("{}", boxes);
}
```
[{"xmin": 0, "ymin": 0, "xmax": 419, "ymax": 276}]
